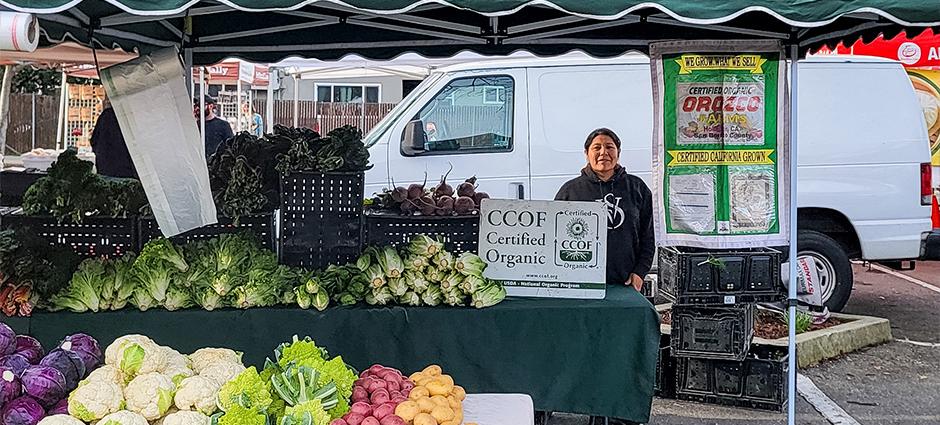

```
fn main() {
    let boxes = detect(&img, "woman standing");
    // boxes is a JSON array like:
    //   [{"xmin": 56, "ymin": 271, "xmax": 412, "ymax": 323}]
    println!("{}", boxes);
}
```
[{"xmin": 555, "ymin": 128, "xmax": 655, "ymax": 292}]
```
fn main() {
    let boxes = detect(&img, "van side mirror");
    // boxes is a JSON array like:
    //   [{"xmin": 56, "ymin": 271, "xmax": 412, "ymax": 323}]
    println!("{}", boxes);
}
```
[{"xmin": 402, "ymin": 120, "xmax": 426, "ymax": 153}]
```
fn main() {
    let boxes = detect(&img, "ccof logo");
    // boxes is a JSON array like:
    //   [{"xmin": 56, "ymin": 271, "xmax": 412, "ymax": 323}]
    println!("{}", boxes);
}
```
[
  {"xmin": 898, "ymin": 42, "xmax": 922, "ymax": 65},
  {"xmin": 566, "ymin": 218, "xmax": 588, "ymax": 239}
]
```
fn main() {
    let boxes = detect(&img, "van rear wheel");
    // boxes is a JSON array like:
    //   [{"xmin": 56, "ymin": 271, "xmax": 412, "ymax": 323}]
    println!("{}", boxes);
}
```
[{"xmin": 798, "ymin": 230, "xmax": 854, "ymax": 312}]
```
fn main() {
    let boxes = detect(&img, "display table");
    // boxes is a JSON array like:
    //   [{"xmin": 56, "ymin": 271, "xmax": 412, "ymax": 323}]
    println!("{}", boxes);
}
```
[
  {"xmin": 464, "ymin": 394, "xmax": 534, "ymax": 425},
  {"xmin": 6, "ymin": 285, "xmax": 659, "ymax": 422}
]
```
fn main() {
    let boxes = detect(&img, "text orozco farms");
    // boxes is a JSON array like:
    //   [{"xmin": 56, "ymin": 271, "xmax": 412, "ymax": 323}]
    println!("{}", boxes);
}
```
[{"xmin": 483, "ymin": 209, "xmax": 548, "ymax": 268}]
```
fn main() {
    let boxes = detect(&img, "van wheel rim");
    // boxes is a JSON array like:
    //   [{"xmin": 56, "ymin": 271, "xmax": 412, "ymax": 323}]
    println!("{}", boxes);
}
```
[{"xmin": 798, "ymin": 250, "xmax": 837, "ymax": 303}]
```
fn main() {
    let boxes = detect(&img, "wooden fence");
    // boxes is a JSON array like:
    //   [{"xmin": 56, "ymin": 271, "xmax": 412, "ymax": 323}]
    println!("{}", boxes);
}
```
[
  {"xmin": 252, "ymin": 100, "xmax": 396, "ymax": 134},
  {"xmin": 3, "ymin": 94, "xmax": 59, "ymax": 156}
]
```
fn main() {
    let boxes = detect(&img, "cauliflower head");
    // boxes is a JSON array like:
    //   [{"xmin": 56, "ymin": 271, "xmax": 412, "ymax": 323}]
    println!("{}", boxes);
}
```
[
  {"xmin": 159, "ymin": 411, "xmax": 210, "ymax": 425},
  {"xmin": 106, "ymin": 336, "xmax": 167, "ymax": 378},
  {"xmin": 95, "ymin": 410, "xmax": 149, "ymax": 425},
  {"xmin": 174, "ymin": 376, "xmax": 220, "ymax": 415},
  {"xmin": 68, "ymin": 379, "xmax": 125, "ymax": 422},
  {"xmin": 199, "ymin": 362, "xmax": 246, "ymax": 386},
  {"xmin": 188, "ymin": 349, "xmax": 242, "ymax": 375},
  {"xmin": 83, "ymin": 365, "xmax": 124, "ymax": 387},
  {"xmin": 124, "ymin": 372, "xmax": 177, "ymax": 420},
  {"xmin": 37, "ymin": 415, "xmax": 85, "ymax": 425},
  {"xmin": 161, "ymin": 347, "xmax": 195, "ymax": 385}
]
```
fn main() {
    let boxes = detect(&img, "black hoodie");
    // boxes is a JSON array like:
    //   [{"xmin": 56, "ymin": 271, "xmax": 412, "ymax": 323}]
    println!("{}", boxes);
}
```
[{"xmin": 555, "ymin": 165, "xmax": 655, "ymax": 285}]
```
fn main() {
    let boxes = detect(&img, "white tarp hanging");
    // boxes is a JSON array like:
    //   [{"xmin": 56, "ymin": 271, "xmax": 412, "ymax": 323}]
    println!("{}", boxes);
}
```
[{"xmin": 100, "ymin": 47, "xmax": 217, "ymax": 236}]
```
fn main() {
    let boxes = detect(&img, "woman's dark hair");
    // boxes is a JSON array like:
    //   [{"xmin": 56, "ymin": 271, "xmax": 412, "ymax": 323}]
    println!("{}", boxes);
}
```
[{"xmin": 584, "ymin": 128, "xmax": 622, "ymax": 151}]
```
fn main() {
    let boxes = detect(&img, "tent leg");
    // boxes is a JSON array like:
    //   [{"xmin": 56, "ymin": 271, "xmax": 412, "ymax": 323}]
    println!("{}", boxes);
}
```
[
  {"xmin": 56, "ymin": 70, "xmax": 68, "ymax": 150},
  {"xmin": 200, "ymin": 67, "xmax": 206, "ymax": 156},
  {"xmin": 184, "ymin": 48, "xmax": 193, "ymax": 96},
  {"xmin": 0, "ymin": 65, "xmax": 14, "ymax": 157},
  {"xmin": 293, "ymin": 76, "xmax": 299, "ymax": 128},
  {"xmin": 787, "ymin": 44, "xmax": 799, "ymax": 425},
  {"xmin": 266, "ymin": 67, "xmax": 275, "ymax": 133}
]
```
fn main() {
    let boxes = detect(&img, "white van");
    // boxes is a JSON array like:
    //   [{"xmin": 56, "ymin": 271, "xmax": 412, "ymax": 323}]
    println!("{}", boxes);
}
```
[{"xmin": 363, "ymin": 55, "xmax": 934, "ymax": 311}]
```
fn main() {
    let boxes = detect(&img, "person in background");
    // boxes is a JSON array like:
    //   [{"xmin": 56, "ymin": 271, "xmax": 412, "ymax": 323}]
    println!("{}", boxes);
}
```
[
  {"xmin": 193, "ymin": 95, "xmax": 234, "ymax": 159},
  {"xmin": 242, "ymin": 102, "xmax": 264, "ymax": 137},
  {"xmin": 90, "ymin": 97, "xmax": 137, "ymax": 178},
  {"xmin": 425, "ymin": 121, "xmax": 439, "ymax": 141}
]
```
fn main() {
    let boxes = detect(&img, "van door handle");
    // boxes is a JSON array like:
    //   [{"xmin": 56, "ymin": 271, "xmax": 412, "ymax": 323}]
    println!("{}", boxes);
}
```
[{"xmin": 510, "ymin": 182, "xmax": 525, "ymax": 199}]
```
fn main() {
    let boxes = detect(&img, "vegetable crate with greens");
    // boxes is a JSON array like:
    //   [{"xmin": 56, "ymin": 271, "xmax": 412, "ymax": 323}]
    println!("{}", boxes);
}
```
[
  {"xmin": 674, "ymin": 345, "xmax": 788, "ymax": 412},
  {"xmin": 669, "ymin": 304, "xmax": 755, "ymax": 361},
  {"xmin": 368, "ymin": 169, "xmax": 489, "ymax": 218},
  {"xmin": 138, "ymin": 213, "xmax": 276, "ymax": 252},
  {"xmin": 362, "ymin": 215, "xmax": 479, "ymax": 256},
  {"xmin": 1, "ymin": 213, "xmax": 139, "ymax": 260},
  {"xmin": 657, "ymin": 246, "xmax": 784, "ymax": 305},
  {"xmin": 279, "ymin": 171, "xmax": 364, "ymax": 269},
  {"xmin": 316, "ymin": 235, "xmax": 505, "ymax": 309},
  {"xmin": 0, "ymin": 228, "xmax": 81, "ymax": 317}
]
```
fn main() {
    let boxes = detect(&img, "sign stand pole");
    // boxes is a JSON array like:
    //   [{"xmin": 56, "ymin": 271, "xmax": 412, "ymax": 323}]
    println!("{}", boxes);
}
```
[{"xmin": 786, "ymin": 43, "xmax": 799, "ymax": 425}]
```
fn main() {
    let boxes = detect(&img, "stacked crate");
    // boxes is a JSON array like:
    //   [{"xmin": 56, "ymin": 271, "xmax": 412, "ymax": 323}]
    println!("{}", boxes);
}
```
[{"xmin": 656, "ymin": 246, "xmax": 789, "ymax": 411}]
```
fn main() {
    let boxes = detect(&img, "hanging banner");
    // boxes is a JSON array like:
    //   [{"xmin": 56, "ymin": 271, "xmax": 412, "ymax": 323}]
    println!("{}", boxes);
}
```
[
  {"xmin": 650, "ymin": 40, "xmax": 790, "ymax": 248},
  {"xmin": 907, "ymin": 69, "xmax": 940, "ymax": 166}
]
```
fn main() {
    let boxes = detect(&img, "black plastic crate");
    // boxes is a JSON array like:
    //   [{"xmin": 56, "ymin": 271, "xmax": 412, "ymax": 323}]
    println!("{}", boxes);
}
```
[
  {"xmin": 139, "ymin": 214, "xmax": 276, "ymax": 251},
  {"xmin": 655, "ymin": 333, "xmax": 677, "ymax": 399},
  {"xmin": 1, "ymin": 212, "xmax": 137, "ymax": 258},
  {"xmin": 675, "ymin": 346, "xmax": 788, "ymax": 411},
  {"xmin": 0, "ymin": 170, "xmax": 44, "ymax": 206},
  {"xmin": 658, "ymin": 246, "xmax": 783, "ymax": 305},
  {"xmin": 670, "ymin": 304, "xmax": 754, "ymax": 361},
  {"xmin": 279, "ymin": 172, "xmax": 363, "ymax": 268},
  {"xmin": 363, "ymin": 212, "xmax": 480, "ymax": 254}
]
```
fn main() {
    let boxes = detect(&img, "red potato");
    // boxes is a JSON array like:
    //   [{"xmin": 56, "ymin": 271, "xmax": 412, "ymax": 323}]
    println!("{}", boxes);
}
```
[
  {"xmin": 373, "ymin": 403, "xmax": 396, "ymax": 420},
  {"xmin": 388, "ymin": 390, "xmax": 402, "ymax": 399},
  {"xmin": 350, "ymin": 402, "xmax": 372, "ymax": 417},
  {"xmin": 379, "ymin": 415, "xmax": 406, "ymax": 425},
  {"xmin": 401, "ymin": 389, "xmax": 410, "ymax": 398},
  {"xmin": 367, "ymin": 379, "xmax": 387, "ymax": 393},
  {"xmin": 400, "ymin": 381, "xmax": 414, "ymax": 392},
  {"xmin": 390, "ymin": 395, "xmax": 407, "ymax": 404},
  {"xmin": 369, "ymin": 364, "xmax": 386, "ymax": 375},
  {"xmin": 386, "ymin": 380, "xmax": 401, "ymax": 392},
  {"xmin": 359, "ymin": 370, "xmax": 371, "ymax": 379},
  {"xmin": 343, "ymin": 413, "xmax": 365, "ymax": 425},
  {"xmin": 370, "ymin": 390, "xmax": 391, "ymax": 405},
  {"xmin": 352, "ymin": 387, "xmax": 369, "ymax": 402},
  {"xmin": 330, "ymin": 420, "xmax": 348, "ymax": 425},
  {"xmin": 355, "ymin": 378, "xmax": 369, "ymax": 387},
  {"xmin": 361, "ymin": 417, "xmax": 380, "ymax": 425}
]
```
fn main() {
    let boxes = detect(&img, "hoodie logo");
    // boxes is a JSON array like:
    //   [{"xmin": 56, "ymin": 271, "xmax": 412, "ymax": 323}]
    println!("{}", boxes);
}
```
[{"xmin": 601, "ymin": 194, "xmax": 625, "ymax": 229}]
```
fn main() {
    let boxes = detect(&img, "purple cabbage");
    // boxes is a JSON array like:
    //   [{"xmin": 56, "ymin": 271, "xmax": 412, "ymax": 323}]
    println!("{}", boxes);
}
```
[
  {"xmin": 0, "ymin": 367, "xmax": 21, "ymax": 407},
  {"xmin": 37, "ymin": 351, "xmax": 84, "ymax": 392},
  {"xmin": 47, "ymin": 399, "xmax": 68, "ymax": 416},
  {"xmin": 0, "ymin": 356, "xmax": 29, "ymax": 377},
  {"xmin": 0, "ymin": 324, "xmax": 13, "ymax": 356},
  {"xmin": 12, "ymin": 338, "xmax": 41, "ymax": 366},
  {"xmin": 0, "ymin": 396, "xmax": 44, "ymax": 425},
  {"xmin": 19, "ymin": 366, "xmax": 66, "ymax": 408},
  {"xmin": 57, "ymin": 334, "xmax": 100, "ymax": 375}
]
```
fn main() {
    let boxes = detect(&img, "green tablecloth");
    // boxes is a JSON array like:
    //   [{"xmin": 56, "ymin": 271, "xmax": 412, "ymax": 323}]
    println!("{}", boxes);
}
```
[{"xmin": 4, "ymin": 285, "xmax": 659, "ymax": 422}]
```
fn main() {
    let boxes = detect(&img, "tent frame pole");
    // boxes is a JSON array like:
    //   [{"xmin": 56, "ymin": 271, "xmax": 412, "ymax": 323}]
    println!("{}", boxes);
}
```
[
  {"xmin": 266, "ymin": 67, "xmax": 275, "ymax": 133},
  {"xmin": 787, "ymin": 43, "xmax": 799, "ymax": 425}
]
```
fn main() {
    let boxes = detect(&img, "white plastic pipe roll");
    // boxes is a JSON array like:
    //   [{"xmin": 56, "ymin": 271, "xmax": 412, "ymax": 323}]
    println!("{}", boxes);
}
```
[{"xmin": 0, "ymin": 12, "xmax": 39, "ymax": 52}]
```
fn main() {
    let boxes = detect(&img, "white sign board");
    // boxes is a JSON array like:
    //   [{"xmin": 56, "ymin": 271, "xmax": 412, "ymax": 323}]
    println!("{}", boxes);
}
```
[{"xmin": 479, "ymin": 199, "xmax": 607, "ymax": 299}]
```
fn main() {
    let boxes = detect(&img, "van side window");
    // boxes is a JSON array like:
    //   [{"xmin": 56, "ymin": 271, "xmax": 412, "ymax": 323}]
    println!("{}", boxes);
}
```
[{"xmin": 405, "ymin": 75, "xmax": 514, "ymax": 155}]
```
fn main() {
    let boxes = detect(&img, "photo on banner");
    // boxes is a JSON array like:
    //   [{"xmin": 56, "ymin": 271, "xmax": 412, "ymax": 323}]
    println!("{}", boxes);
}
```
[
  {"xmin": 907, "ymin": 68, "xmax": 940, "ymax": 167},
  {"xmin": 650, "ymin": 40, "xmax": 790, "ymax": 249}
]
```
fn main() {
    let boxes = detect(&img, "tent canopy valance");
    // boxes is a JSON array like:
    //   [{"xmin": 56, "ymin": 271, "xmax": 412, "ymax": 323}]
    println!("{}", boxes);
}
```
[{"xmin": 0, "ymin": 0, "xmax": 938, "ymax": 64}]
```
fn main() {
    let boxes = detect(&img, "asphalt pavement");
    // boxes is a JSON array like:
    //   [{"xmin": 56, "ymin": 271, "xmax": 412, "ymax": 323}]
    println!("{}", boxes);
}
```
[{"xmin": 550, "ymin": 261, "xmax": 940, "ymax": 425}]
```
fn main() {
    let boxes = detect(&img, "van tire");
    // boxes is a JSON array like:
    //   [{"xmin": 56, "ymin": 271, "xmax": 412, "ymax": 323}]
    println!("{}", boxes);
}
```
[{"xmin": 798, "ymin": 230, "xmax": 854, "ymax": 312}]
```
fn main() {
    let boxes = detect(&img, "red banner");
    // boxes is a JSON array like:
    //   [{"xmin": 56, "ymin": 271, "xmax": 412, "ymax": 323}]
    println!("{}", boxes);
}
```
[{"xmin": 817, "ymin": 29, "xmax": 940, "ymax": 69}]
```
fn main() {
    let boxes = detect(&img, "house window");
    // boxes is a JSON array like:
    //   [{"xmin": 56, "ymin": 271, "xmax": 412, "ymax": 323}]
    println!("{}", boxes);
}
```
[
  {"xmin": 483, "ymin": 86, "xmax": 505, "ymax": 105},
  {"xmin": 315, "ymin": 84, "xmax": 381, "ymax": 103}
]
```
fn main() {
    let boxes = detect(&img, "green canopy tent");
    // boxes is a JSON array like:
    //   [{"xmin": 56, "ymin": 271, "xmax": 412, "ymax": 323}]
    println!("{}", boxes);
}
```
[{"xmin": 1, "ymin": 1, "xmax": 938, "ymax": 423}]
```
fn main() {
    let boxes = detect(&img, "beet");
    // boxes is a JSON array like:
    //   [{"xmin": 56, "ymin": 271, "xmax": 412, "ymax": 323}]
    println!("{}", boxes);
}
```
[
  {"xmin": 454, "ymin": 196, "xmax": 475, "ymax": 215},
  {"xmin": 433, "ymin": 164, "xmax": 455, "ymax": 198},
  {"xmin": 473, "ymin": 191, "xmax": 490, "ymax": 206},
  {"xmin": 418, "ymin": 196, "xmax": 437, "ymax": 216},
  {"xmin": 456, "ymin": 181, "xmax": 476, "ymax": 198},
  {"xmin": 465, "ymin": 176, "xmax": 477, "ymax": 185},
  {"xmin": 390, "ymin": 187, "xmax": 408, "ymax": 203},
  {"xmin": 435, "ymin": 197, "xmax": 454, "ymax": 216},
  {"xmin": 406, "ymin": 183, "xmax": 424, "ymax": 200},
  {"xmin": 400, "ymin": 199, "xmax": 416, "ymax": 214}
]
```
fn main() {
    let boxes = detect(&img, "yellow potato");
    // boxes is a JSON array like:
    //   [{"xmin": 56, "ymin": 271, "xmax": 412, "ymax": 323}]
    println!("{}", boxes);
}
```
[
  {"xmin": 426, "ymin": 380, "xmax": 454, "ymax": 396},
  {"xmin": 416, "ymin": 375, "xmax": 434, "ymax": 386},
  {"xmin": 417, "ymin": 397, "xmax": 437, "ymax": 413},
  {"xmin": 394, "ymin": 400, "xmax": 420, "ymax": 422},
  {"xmin": 451, "ymin": 385, "xmax": 466, "ymax": 401},
  {"xmin": 465, "ymin": 423, "xmax": 479, "ymax": 425},
  {"xmin": 422, "ymin": 365, "xmax": 442, "ymax": 376},
  {"xmin": 429, "ymin": 395, "xmax": 449, "ymax": 406},
  {"xmin": 409, "ymin": 372, "xmax": 425, "ymax": 382},
  {"xmin": 430, "ymin": 405, "xmax": 455, "ymax": 423},
  {"xmin": 438, "ymin": 375, "xmax": 454, "ymax": 386},
  {"xmin": 413, "ymin": 413, "xmax": 438, "ymax": 425},
  {"xmin": 409, "ymin": 387, "xmax": 430, "ymax": 400},
  {"xmin": 447, "ymin": 396, "xmax": 461, "ymax": 411},
  {"xmin": 452, "ymin": 410, "xmax": 463, "ymax": 424}
]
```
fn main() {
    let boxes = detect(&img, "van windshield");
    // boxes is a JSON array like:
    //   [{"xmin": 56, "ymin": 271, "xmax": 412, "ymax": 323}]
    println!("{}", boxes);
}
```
[{"xmin": 364, "ymin": 72, "xmax": 445, "ymax": 147}]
